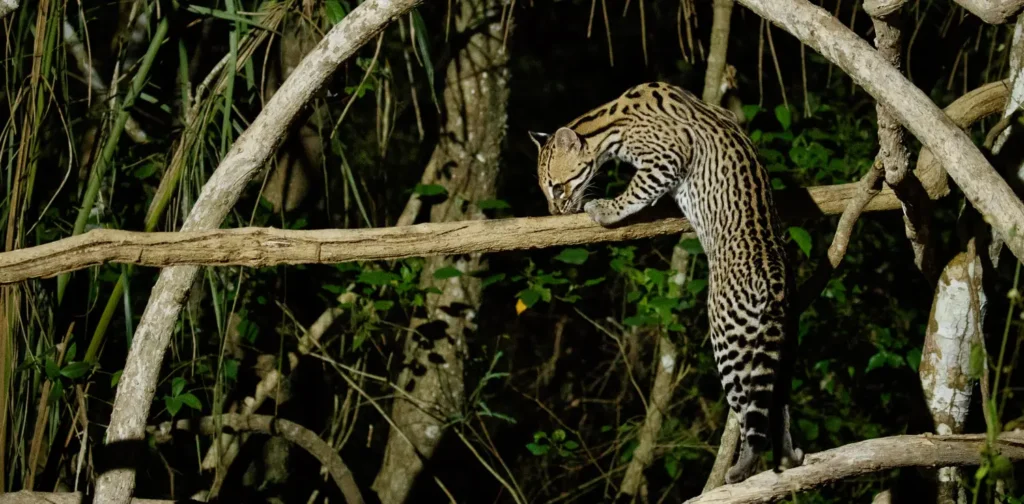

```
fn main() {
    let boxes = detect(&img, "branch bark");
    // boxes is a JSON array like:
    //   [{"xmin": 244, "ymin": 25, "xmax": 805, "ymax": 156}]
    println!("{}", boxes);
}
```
[
  {"xmin": 684, "ymin": 433, "xmax": 1024, "ymax": 504},
  {"xmin": 734, "ymin": 0, "xmax": 1024, "ymax": 264},
  {"xmin": 988, "ymin": 15, "xmax": 1024, "ymax": 269},
  {"xmin": 702, "ymin": 0, "xmax": 735, "ymax": 105},
  {"xmin": 0, "ymin": 79, "xmax": 1006, "ymax": 286},
  {"xmin": 919, "ymin": 240, "xmax": 986, "ymax": 504},
  {"xmin": 0, "ymin": 492, "xmax": 177, "ymax": 504},
  {"xmin": 91, "ymin": 0, "xmax": 423, "ymax": 502},
  {"xmin": 619, "ymin": 336, "xmax": 678, "ymax": 498},
  {"xmin": 951, "ymin": 0, "xmax": 1024, "ymax": 24},
  {"xmin": 0, "ymin": 182, "xmax": 912, "ymax": 285},
  {"xmin": 864, "ymin": 0, "xmax": 936, "ymax": 281},
  {"xmin": 147, "ymin": 414, "xmax": 363, "ymax": 504}
]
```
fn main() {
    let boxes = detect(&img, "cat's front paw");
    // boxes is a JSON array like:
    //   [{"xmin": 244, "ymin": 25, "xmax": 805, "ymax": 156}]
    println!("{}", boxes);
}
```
[{"xmin": 584, "ymin": 199, "xmax": 620, "ymax": 227}]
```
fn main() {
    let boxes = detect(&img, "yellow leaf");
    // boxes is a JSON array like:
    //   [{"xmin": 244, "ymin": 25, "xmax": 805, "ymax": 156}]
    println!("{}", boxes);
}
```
[{"xmin": 515, "ymin": 298, "xmax": 527, "ymax": 315}]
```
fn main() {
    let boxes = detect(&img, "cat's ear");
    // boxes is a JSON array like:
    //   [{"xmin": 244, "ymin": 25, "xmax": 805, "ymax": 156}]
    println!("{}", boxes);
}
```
[
  {"xmin": 554, "ymin": 127, "xmax": 582, "ymax": 151},
  {"xmin": 528, "ymin": 131, "xmax": 551, "ymax": 150}
]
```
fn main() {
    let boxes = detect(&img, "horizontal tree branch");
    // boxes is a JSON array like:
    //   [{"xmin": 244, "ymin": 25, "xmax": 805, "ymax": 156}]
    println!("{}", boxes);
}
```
[
  {"xmin": 685, "ymin": 433, "xmax": 1024, "ymax": 504},
  {"xmin": 952, "ymin": 0, "xmax": 1024, "ymax": 24},
  {"xmin": 0, "ymin": 492, "xmax": 178, "ymax": 504},
  {"xmin": 0, "ymin": 78, "xmax": 1005, "ymax": 286},
  {"xmin": 0, "ymin": 182, "xmax": 907, "ymax": 284}
]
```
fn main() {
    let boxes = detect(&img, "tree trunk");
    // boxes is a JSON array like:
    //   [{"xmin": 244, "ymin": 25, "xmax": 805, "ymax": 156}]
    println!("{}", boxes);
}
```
[
  {"xmin": 919, "ymin": 244, "xmax": 986, "ymax": 504},
  {"xmin": 371, "ymin": 1, "xmax": 510, "ymax": 502}
]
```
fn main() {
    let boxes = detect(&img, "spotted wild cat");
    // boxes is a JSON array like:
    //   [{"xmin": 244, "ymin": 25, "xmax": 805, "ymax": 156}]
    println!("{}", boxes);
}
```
[{"xmin": 529, "ymin": 82, "xmax": 804, "ymax": 483}]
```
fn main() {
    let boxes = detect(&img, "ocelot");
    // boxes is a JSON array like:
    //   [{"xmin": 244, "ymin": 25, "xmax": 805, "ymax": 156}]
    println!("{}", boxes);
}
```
[{"xmin": 529, "ymin": 82, "xmax": 804, "ymax": 484}]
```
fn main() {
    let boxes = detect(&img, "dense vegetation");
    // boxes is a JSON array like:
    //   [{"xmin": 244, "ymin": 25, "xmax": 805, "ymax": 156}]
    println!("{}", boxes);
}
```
[{"xmin": 1, "ymin": 0, "xmax": 1022, "ymax": 503}]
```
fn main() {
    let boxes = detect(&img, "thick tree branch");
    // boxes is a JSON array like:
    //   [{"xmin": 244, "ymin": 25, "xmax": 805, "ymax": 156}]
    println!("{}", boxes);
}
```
[
  {"xmin": 863, "ymin": 0, "xmax": 936, "ymax": 280},
  {"xmin": 619, "ymin": 336, "xmax": 678, "ymax": 497},
  {"xmin": 0, "ymin": 492, "xmax": 179, "ymax": 504},
  {"xmin": 0, "ymin": 182, "xmax": 908, "ymax": 285},
  {"xmin": 702, "ymin": 412, "xmax": 742, "ymax": 493},
  {"xmin": 735, "ymin": 0, "xmax": 1024, "ymax": 264},
  {"xmin": 917, "ymin": 79, "xmax": 1010, "ymax": 200},
  {"xmin": 147, "ymin": 414, "xmax": 363, "ymax": 504},
  {"xmin": 702, "ymin": 0, "xmax": 735, "ymax": 105},
  {"xmin": 92, "ymin": 0, "xmax": 423, "ymax": 502},
  {"xmin": 951, "ymin": 0, "xmax": 1024, "ymax": 24},
  {"xmin": 684, "ymin": 433, "xmax": 1024, "ymax": 504}
]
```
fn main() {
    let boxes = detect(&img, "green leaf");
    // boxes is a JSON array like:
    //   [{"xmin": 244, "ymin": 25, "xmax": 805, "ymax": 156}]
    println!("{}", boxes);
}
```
[
  {"xmin": 554, "ymin": 248, "xmax": 589, "ymax": 265},
  {"xmin": 884, "ymin": 351, "xmax": 905, "ymax": 368},
  {"xmin": 906, "ymin": 348, "xmax": 922, "ymax": 372},
  {"xmin": 797, "ymin": 418, "xmax": 819, "ymax": 441},
  {"xmin": 865, "ymin": 352, "xmax": 887, "ymax": 373},
  {"xmin": 583, "ymin": 277, "xmax": 606, "ymax": 287},
  {"xmin": 374, "ymin": 300, "xmax": 395, "ymax": 311},
  {"xmin": 357, "ymin": 271, "xmax": 401, "ymax": 286},
  {"xmin": 969, "ymin": 342, "xmax": 985, "ymax": 379},
  {"xmin": 165, "ymin": 396, "xmax": 182, "ymax": 417},
  {"xmin": 664, "ymin": 456, "xmax": 680, "ymax": 478},
  {"xmin": 223, "ymin": 359, "xmax": 239, "ymax": 381},
  {"xmin": 552, "ymin": 429, "xmax": 566, "ymax": 442},
  {"xmin": 111, "ymin": 370, "xmax": 123, "ymax": 387},
  {"xmin": 66, "ymin": 343, "xmax": 77, "ymax": 363},
  {"xmin": 678, "ymin": 238, "xmax": 704, "ymax": 255},
  {"xmin": 686, "ymin": 279, "xmax": 708, "ymax": 295},
  {"xmin": 478, "ymin": 199, "xmax": 511, "ymax": 210},
  {"xmin": 526, "ymin": 443, "xmax": 550, "ymax": 456},
  {"xmin": 44, "ymin": 359, "xmax": 59, "ymax": 381},
  {"xmin": 132, "ymin": 161, "xmax": 159, "ymax": 179},
  {"xmin": 774, "ymin": 105, "xmax": 792, "ymax": 130},
  {"xmin": 517, "ymin": 289, "xmax": 542, "ymax": 308},
  {"xmin": 824, "ymin": 416, "xmax": 843, "ymax": 433},
  {"xmin": 60, "ymin": 362, "xmax": 92, "ymax": 379},
  {"xmin": 178, "ymin": 393, "xmax": 202, "ymax": 411},
  {"xmin": 788, "ymin": 226, "xmax": 813, "ymax": 257},
  {"xmin": 324, "ymin": 0, "xmax": 347, "ymax": 24},
  {"xmin": 649, "ymin": 296, "xmax": 679, "ymax": 312},
  {"xmin": 644, "ymin": 268, "xmax": 666, "ymax": 286},
  {"xmin": 413, "ymin": 183, "xmax": 447, "ymax": 196},
  {"xmin": 991, "ymin": 454, "xmax": 1013, "ymax": 479},
  {"xmin": 171, "ymin": 376, "xmax": 187, "ymax": 397},
  {"xmin": 742, "ymin": 104, "xmax": 761, "ymax": 123},
  {"xmin": 481, "ymin": 273, "xmax": 506, "ymax": 288},
  {"xmin": 562, "ymin": 440, "xmax": 579, "ymax": 450},
  {"xmin": 48, "ymin": 379, "xmax": 64, "ymax": 404},
  {"xmin": 433, "ymin": 266, "xmax": 463, "ymax": 280}
]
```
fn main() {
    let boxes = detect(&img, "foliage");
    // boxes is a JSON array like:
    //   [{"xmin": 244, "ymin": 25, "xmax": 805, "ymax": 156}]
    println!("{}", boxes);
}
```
[{"xmin": 0, "ymin": 0, "xmax": 1020, "ymax": 502}]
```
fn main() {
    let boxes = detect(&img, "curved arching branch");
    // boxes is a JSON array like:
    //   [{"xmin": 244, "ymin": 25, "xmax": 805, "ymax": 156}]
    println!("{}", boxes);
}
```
[{"xmin": 148, "ymin": 414, "xmax": 363, "ymax": 504}]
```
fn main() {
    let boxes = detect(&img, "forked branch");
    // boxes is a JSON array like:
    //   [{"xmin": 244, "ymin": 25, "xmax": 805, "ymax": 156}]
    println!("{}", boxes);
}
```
[{"xmin": 735, "ymin": 0, "xmax": 1024, "ymax": 263}]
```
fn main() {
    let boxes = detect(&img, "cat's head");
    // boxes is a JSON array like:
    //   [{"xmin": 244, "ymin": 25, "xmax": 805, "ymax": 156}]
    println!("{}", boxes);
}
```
[{"xmin": 529, "ymin": 127, "xmax": 597, "ymax": 215}]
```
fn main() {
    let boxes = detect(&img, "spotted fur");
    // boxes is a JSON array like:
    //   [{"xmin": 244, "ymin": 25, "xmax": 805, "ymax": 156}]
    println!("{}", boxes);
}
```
[{"xmin": 529, "ymin": 82, "xmax": 804, "ymax": 484}]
